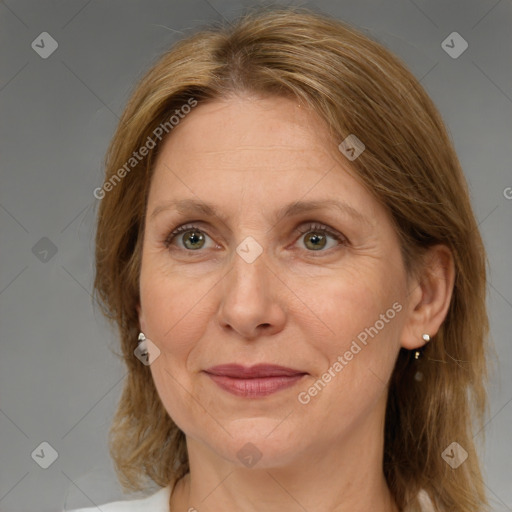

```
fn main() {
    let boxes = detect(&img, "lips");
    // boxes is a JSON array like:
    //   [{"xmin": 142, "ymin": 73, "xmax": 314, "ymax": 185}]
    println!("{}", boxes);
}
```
[
  {"xmin": 204, "ymin": 364, "xmax": 306, "ymax": 378},
  {"xmin": 203, "ymin": 364, "xmax": 307, "ymax": 398}
]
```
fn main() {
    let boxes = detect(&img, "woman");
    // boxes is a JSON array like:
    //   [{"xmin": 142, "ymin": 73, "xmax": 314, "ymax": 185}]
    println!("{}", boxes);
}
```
[{"xmin": 72, "ymin": 6, "xmax": 489, "ymax": 512}]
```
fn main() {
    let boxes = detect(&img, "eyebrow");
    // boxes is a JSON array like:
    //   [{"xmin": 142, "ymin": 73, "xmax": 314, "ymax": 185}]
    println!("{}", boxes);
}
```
[{"xmin": 150, "ymin": 198, "xmax": 372, "ymax": 228}]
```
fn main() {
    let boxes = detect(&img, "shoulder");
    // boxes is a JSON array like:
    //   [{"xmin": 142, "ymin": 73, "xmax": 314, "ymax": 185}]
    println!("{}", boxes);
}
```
[
  {"xmin": 404, "ymin": 489, "xmax": 436, "ymax": 512},
  {"xmin": 418, "ymin": 489, "xmax": 436, "ymax": 512},
  {"xmin": 66, "ymin": 486, "xmax": 171, "ymax": 512}
]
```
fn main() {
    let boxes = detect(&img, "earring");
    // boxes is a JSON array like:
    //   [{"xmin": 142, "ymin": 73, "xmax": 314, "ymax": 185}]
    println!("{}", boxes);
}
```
[
  {"xmin": 413, "ymin": 334, "xmax": 431, "ymax": 360},
  {"xmin": 137, "ymin": 332, "xmax": 147, "ymax": 353}
]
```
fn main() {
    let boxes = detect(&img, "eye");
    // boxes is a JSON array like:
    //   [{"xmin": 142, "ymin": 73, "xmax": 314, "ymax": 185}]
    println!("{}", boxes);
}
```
[
  {"xmin": 295, "ymin": 223, "xmax": 347, "ymax": 252},
  {"xmin": 164, "ymin": 222, "xmax": 348, "ymax": 254},
  {"xmin": 164, "ymin": 224, "xmax": 216, "ymax": 251}
]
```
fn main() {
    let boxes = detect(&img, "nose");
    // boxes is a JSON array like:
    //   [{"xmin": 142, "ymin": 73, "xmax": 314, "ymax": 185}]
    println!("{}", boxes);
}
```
[{"xmin": 216, "ymin": 245, "xmax": 286, "ymax": 340}]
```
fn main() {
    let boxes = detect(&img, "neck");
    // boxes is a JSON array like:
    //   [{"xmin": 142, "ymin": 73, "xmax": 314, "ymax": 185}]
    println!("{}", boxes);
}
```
[
  {"xmin": 169, "ymin": 398, "xmax": 398, "ymax": 512},
  {"xmin": 171, "ymin": 467, "xmax": 397, "ymax": 512}
]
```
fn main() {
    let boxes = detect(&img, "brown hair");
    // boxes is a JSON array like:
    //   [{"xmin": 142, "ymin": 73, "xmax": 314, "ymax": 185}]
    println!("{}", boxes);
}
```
[{"xmin": 93, "ymin": 6, "xmax": 489, "ymax": 511}]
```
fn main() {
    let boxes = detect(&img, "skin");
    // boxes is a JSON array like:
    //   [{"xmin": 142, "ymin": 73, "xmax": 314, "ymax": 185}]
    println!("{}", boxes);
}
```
[{"xmin": 138, "ymin": 94, "xmax": 454, "ymax": 512}]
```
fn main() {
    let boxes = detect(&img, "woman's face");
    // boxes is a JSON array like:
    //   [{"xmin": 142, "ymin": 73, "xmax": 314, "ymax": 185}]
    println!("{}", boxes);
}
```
[{"xmin": 139, "ymin": 94, "xmax": 412, "ymax": 468}]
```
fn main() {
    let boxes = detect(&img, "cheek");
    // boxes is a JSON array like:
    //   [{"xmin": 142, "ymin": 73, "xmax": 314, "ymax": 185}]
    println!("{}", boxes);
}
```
[
  {"xmin": 139, "ymin": 267, "xmax": 216, "ymax": 432},
  {"xmin": 293, "ymin": 268, "xmax": 405, "ymax": 408},
  {"xmin": 293, "ymin": 265, "xmax": 401, "ymax": 350},
  {"xmin": 293, "ymin": 274, "xmax": 403, "ymax": 428},
  {"xmin": 138, "ymin": 255, "xmax": 226, "ymax": 430},
  {"xmin": 139, "ymin": 256, "xmax": 216, "ymax": 350}
]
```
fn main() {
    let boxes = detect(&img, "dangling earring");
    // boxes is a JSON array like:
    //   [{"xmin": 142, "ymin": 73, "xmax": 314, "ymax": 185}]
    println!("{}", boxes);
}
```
[
  {"xmin": 413, "ymin": 333, "xmax": 430, "ymax": 360},
  {"xmin": 135, "ymin": 331, "xmax": 161, "ymax": 365}
]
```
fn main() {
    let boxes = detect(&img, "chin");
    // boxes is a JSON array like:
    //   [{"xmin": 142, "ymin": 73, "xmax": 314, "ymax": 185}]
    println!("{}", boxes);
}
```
[{"xmin": 209, "ymin": 420, "xmax": 308, "ymax": 470}]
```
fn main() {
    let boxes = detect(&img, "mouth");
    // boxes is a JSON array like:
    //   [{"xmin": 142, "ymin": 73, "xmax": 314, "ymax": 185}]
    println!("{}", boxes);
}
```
[{"xmin": 203, "ymin": 364, "xmax": 308, "ymax": 398}]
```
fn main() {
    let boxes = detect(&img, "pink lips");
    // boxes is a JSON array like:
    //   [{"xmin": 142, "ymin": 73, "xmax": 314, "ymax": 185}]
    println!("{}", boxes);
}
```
[{"xmin": 203, "ymin": 364, "xmax": 307, "ymax": 398}]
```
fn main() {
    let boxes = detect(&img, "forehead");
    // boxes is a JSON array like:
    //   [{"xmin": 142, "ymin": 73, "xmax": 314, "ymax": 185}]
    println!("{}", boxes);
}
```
[
  {"xmin": 154, "ymin": 95, "xmax": 335, "ymax": 172},
  {"xmin": 147, "ymin": 95, "xmax": 382, "ymax": 226}
]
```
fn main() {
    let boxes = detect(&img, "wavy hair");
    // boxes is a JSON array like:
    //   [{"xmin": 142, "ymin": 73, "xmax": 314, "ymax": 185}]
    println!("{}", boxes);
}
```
[{"xmin": 93, "ymin": 6, "xmax": 489, "ymax": 511}]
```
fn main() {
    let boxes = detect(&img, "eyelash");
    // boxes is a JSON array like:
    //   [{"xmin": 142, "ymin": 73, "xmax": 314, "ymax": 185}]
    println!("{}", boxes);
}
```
[{"xmin": 164, "ymin": 222, "xmax": 348, "ymax": 254}]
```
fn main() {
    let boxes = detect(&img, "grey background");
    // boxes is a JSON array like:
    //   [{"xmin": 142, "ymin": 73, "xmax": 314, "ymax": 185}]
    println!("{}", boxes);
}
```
[{"xmin": 0, "ymin": 0, "xmax": 511, "ymax": 511}]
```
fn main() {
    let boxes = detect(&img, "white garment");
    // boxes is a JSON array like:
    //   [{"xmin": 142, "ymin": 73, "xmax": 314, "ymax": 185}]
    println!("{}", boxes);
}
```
[
  {"xmin": 66, "ymin": 485, "xmax": 435, "ymax": 512},
  {"xmin": 65, "ymin": 486, "xmax": 171, "ymax": 512}
]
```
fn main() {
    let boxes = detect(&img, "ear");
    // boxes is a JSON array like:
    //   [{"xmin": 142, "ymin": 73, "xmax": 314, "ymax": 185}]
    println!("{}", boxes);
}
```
[{"xmin": 400, "ymin": 244, "xmax": 455, "ymax": 350}]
